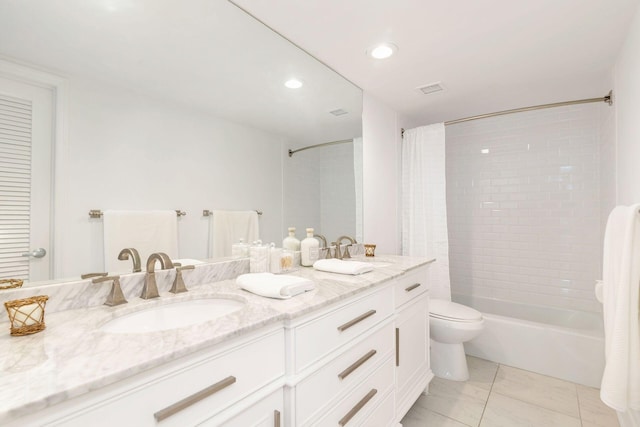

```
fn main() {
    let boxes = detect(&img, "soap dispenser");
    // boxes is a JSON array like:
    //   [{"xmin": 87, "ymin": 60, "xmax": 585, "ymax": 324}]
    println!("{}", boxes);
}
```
[
  {"xmin": 282, "ymin": 227, "xmax": 301, "ymax": 251},
  {"xmin": 231, "ymin": 238, "xmax": 250, "ymax": 258},
  {"xmin": 300, "ymin": 228, "xmax": 320, "ymax": 267}
]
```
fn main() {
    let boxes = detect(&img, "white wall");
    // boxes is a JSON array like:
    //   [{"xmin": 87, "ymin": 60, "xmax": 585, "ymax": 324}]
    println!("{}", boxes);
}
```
[
  {"xmin": 446, "ymin": 104, "xmax": 604, "ymax": 313},
  {"xmin": 55, "ymin": 77, "xmax": 284, "ymax": 277},
  {"xmin": 614, "ymin": 4, "xmax": 640, "ymax": 205},
  {"xmin": 362, "ymin": 92, "xmax": 404, "ymax": 254}
]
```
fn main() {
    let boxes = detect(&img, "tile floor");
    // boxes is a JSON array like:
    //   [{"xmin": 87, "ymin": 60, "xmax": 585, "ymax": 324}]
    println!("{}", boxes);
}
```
[{"xmin": 401, "ymin": 356, "xmax": 620, "ymax": 427}]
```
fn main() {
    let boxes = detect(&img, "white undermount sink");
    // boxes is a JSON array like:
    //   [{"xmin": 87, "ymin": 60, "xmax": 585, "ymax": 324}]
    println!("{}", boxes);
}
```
[{"xmin": 100, "ymin": 298, "xmax": 245, "ymax": 334}]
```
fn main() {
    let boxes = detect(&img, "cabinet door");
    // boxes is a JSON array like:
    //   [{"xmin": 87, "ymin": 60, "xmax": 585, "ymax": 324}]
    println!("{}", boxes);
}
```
[{"xmin": 396, "ymin": 294, "xmax": 429, "ymax": 397}]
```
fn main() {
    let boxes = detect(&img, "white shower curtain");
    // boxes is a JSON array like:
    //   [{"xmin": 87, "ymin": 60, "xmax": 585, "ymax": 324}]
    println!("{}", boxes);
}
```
[{"xmin": 401, "ymin": 123, "xmax": 451, "ymax": 300}]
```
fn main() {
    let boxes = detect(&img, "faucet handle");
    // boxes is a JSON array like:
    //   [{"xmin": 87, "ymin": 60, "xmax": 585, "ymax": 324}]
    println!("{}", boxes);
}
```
[
  {"xmin": 343, "ymin": 244, "xmax": 353, "ymax": 259},
  {"xmin": 332, "ymin": 242, "xmax": 342, "ymax": 260},
  {"xmin": 170, "ymin": 265, "xmax": 194, "ymax": 294},
  {"xmin": 92, "ymin": 275, "xmax": 127, "ymax": 306}
]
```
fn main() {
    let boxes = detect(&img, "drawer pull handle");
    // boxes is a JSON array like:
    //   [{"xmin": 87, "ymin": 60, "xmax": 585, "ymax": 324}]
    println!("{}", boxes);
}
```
[
  {"xmin": 338, "ymin": 388, "xmax": 378, "ymax": 426},
  {"xmin": 396, "ymin": 327, "xmax": 400, "ymax": 367},
  {"xmin": 274, "ymin": 409, "xmax": 281, "ymax": 427},
  {"xmin": 337, "ymin": 310, "xmax": 376, "ymax": 332},
  {"xmin": 153, "ymin": 375, "xmax": 236, "ymax": 422},
  {"xmin": 338, "ymin": 349, "xmax": 377, "ymax": 380},
  {"xmin": 405, "ymin": 283, "xmax": 421, "ymax": 292}
]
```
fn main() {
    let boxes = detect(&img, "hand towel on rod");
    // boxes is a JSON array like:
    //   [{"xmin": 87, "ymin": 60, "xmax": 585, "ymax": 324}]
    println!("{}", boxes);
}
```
[
  {"xmin": 103, "ymin": 210, "xmax": 179, "ymax": 274},
  {"xmin": 600, "ymin": 204, "xmax": 640, "ymax": 413},
  {"xmin": 209, "ymin": 210, "xmax": 259, "ymax": 258}
]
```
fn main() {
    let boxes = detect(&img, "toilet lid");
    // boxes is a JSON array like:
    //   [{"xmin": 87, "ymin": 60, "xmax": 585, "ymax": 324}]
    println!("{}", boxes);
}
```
[{"xmin": 429, "ymin": 299, "xmax": 482, "ymax": 322}]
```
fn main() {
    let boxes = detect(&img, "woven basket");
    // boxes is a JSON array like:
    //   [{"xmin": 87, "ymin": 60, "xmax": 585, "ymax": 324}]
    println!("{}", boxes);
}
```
[
  {"xmin": 0, "ymin": 279, "xmax": 24, "ymax": 290},
  {"xmin": 4, "ymin": 295, "xmax": 49, "ymax": 336}
]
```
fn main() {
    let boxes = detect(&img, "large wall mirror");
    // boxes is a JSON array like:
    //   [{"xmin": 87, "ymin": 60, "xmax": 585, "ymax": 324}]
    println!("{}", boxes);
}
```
[{"xmin": 0, "ymin": 0, "xmax": 362, "ymax": 284}]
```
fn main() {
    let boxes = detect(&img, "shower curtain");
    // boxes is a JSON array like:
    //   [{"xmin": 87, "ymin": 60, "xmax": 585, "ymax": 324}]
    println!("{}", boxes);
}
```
[{"xmin": 401, "ymin": 123, "xmax": 451, "ymax": 300}]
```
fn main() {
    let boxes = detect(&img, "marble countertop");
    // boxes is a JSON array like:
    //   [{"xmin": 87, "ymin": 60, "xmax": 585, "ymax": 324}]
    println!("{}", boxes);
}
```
[{"xmin": 0, "ymin": 255, "xmax": 433, "ymax": 423}]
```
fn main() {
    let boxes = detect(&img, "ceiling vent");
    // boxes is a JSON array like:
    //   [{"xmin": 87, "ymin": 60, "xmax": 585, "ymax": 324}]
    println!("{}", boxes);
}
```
[
  {"xmin": 417, "ymin": 82, "xmax": 445, "ymax": 95},
  {"xmin": 329, "ymin": 109, "xmax": 349, "ymax": 116}
]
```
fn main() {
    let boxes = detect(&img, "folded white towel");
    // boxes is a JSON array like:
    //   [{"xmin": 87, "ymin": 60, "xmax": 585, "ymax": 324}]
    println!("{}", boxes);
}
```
[
  {"xmin": 236, "ymin": 273, "xmax": 315, "ymax": 299},
  {"xmin": 313, "ymin": 259, "xmax": 373, "ymax": 275}
]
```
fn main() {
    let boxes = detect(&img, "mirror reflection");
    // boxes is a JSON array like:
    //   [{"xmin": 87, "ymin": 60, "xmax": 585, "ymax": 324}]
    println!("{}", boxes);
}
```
[{"xmin": 0, "ymin": 0, "xmax": 362, "ymax": 285}]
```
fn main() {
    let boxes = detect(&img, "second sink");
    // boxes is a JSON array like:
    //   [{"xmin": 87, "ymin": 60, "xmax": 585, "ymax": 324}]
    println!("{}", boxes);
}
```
[{"xmin": 100, "ymin": 298, "xmax": 245, "ymax": 334}]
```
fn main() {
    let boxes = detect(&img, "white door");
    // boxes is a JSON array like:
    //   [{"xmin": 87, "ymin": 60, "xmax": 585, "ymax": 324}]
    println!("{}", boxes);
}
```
[{"xmin": 0, "ymin": 76, "xmax": 53, "ymax": 282}]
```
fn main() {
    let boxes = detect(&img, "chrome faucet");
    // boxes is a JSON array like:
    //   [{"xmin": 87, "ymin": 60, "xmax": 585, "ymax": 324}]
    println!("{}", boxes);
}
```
[
  {"xmin": 170, "ymin": 264, "xmax": 194, "ymax": 294},
  {"xmin": 92, "ymin": 275, "xmax": 126, "ymax": 306},
  {"xmin": 142, "ymin": 252, "xmax": 174, "ymax": 299},
  {"xmin": 118, "ymin": 248, "xmax": 141, "ymax": 273},
  {"xmin": 333, "ymin": 236, "xmax": 357, "ymax": 260}
]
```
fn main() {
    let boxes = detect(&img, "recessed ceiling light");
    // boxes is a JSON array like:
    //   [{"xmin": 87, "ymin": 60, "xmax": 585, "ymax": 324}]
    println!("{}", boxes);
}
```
[
  {"xmin": 284, "ymin": 79, "xmax": 303, "ymax": 89},
  {"xmin": 367, "ymin": 43, "xmax": 398, "ymax": 59}
]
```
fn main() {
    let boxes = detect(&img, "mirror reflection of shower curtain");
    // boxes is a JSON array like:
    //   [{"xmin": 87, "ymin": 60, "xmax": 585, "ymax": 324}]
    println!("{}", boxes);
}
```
[{"xmin": 401, "ymin": 123, "xmax": 451, "ymax": 300}]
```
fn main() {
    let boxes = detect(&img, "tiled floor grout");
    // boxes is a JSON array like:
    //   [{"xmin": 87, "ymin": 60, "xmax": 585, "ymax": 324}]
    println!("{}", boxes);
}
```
[
  {"xmin": 402, "ymin": 356, "xmax": 619, "ymax": 427},
  {"xmin": 476, "ymin": 361, "xmax": 500, "ymax": 426}
]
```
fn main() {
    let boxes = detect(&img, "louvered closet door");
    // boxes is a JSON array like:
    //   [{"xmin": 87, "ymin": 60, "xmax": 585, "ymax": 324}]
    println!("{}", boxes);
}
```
[{"xmin": 0, "ymin": 76, "xmax": 53, "ymax": 282}]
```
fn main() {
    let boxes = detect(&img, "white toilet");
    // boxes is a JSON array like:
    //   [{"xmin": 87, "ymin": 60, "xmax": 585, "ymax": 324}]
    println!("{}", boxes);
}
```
[{"xmin": 429, "ymin": 299, "xmax": 484, "ymax": 381}]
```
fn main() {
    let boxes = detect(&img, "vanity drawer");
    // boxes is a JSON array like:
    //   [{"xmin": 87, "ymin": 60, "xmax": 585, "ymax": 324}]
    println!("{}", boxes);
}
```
[
  {"xmin": 310, "ymin": 353, "xmax": 395, "ymax": 427},
  {"xmin": 292, "ymin": 286, "xmax": 394, "ymax": 372},
  {"xmin": 50, "ymin": 329, "xmax": 285, "ymax": 427},
  {"xmin": 295, "ymin": 321, "xmax": 394, "ymax": 426},
  {"xmin": 360, "ymin": 389, "xmax": 395, "ymax": 427},
  {"xmin": 394, "ymin": 266, "xmax": 428, "ymax": 309}
]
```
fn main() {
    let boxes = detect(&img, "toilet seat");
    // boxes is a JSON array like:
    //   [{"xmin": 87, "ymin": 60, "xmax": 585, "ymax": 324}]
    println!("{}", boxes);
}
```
[{"xmin": 429, "ymin": 299, "xmax": 482, "ymax": 323}]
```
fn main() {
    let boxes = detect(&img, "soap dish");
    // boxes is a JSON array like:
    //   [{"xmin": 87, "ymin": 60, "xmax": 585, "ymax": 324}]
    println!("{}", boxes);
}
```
[{"xmin": 4, "ymin": 295, "xmax": 49, "ymax": 336}]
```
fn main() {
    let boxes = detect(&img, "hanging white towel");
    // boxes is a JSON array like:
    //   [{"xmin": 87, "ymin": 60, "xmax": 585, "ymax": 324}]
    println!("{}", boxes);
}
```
[
  {"xmin": 103, "ymin": 210, "xmax": 179, "ymax": 274},
  {"xmin": 313, "ymin": 259, "xmax": 373, "ymax": 275},
  {"xmin": 236, "ymin": 273, "xmax": 315, "ymax": 299},
  {"xmin": 209, "ymin": 210, "xmax": 259, "ymax": 258},
  {"xmin": 600, "ymin": 204, "xmax": 640, "ymax": 412}
]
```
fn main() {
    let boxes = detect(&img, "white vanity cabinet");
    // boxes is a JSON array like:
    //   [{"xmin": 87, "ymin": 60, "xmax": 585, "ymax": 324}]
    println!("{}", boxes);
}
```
[
  {"xmin": 3, "ymin": 259, "xmax": 435, "ymax": 427},
  {"xmin": 286, "ymin": 285, "xmax": 396, "ymax": 426},
  {"xmin": 9, "ymin": 326, "xmax": 285, "ymax": 427},
  {"xmin": 393, "ymin": 266, "xmax": 432, "ymax": 422}
]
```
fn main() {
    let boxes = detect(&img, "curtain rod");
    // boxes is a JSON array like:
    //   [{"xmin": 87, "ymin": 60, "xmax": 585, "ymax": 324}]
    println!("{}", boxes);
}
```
[
  {"xmin": 401, "ymin": 90, "xmax": 613, "ymax": 137},
  {"xmin": 288, "ymin": 138, "xmax": 353, "ymax": 157}
]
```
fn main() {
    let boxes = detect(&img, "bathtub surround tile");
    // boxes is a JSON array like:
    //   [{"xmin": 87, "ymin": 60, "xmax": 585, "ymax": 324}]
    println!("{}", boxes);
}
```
[
  {"xmin": 447, "ymin": 103, "xmax": 603, "ymax": 314},
  {"xmin": 576, "ymin": 384, "xmax": 620, "ymax": 427},
  {"xmin": 491, "ymin": 365, "xmax": 580, "ymax": 418},
  {"xmin": 480, "ymin": 392, "xmax": 582, "ymax": 427}
]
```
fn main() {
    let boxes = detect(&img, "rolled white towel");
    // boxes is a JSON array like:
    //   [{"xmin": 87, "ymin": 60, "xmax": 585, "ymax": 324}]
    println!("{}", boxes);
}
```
[
  {"xmin": 313, "ymin": 259, "xmax": 373, "ymax": 275},
  {"xmin": 236, "ymin": 273, "xmax": 315, "ymax": 299}
]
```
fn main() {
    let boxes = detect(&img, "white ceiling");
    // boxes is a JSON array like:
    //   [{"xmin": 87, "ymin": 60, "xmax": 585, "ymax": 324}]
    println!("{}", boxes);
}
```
[
  {"xmin": 0, "ymin": 0, "xmax": 362, "ymax": 146},
  {"xmin": 233, "ymin": 0, "xmax": 639, "ymax": 126}
]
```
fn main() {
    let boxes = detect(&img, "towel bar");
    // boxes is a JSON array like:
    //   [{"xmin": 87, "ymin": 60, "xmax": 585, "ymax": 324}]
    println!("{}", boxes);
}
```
[
  {"xmin": 89, "ymin": 210, "xmax": 186, "ymax": 218},
  {"xmin": 202, "ymin": 209, "xmax": 263, "ymax": 216}
]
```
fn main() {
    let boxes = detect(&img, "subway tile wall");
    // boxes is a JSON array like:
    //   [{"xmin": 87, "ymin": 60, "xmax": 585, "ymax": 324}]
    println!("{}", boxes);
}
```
[{"xmin": 446, "ymin": 104, "xmax": 603, "ymax": 313}]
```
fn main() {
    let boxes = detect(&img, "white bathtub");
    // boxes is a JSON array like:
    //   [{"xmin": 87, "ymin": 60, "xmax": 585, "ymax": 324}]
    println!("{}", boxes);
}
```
[{"xmin": 452, "ymin": 294, "xmax": 605, "ymax": 387}]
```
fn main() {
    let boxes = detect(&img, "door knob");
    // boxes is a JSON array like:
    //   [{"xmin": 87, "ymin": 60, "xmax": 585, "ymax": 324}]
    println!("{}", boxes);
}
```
[{"xmin": 22, "ymin": 248, "xmax": 46, "ymax": 258}]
